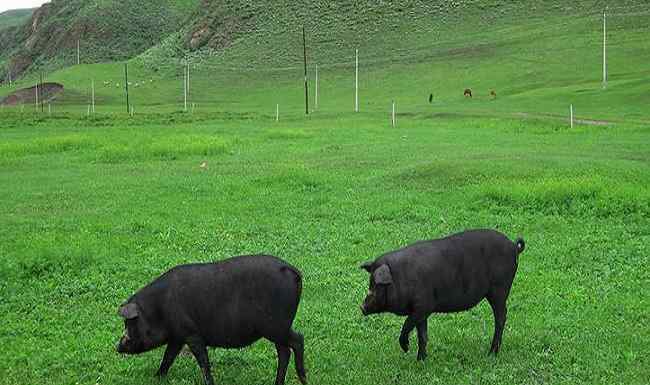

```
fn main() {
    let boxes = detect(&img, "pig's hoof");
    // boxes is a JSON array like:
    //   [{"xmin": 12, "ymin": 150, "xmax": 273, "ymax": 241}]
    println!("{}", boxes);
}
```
[
  {"xmin": 298, "ymin": 374, "xmax": 308, "ymax": 385},
  {"xmin": 417, "ymin": 352, "xmax": 428, "ymax": 361},
  {"xmin": 399, "ymin": 337, "xmax": 409, "ymax": 353}
]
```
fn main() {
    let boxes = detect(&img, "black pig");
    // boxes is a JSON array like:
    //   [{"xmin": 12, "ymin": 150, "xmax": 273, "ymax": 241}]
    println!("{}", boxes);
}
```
[
  {"xmin": 360, "ymin": 229, "xmax": 525, "ymax": 360},
  {"xmin": 116, "ymin": 255, "xmax": 307, "ymax": 385}
]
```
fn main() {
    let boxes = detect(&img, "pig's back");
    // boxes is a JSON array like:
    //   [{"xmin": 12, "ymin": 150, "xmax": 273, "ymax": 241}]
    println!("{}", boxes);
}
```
[
  {"xmin": 380, "ymin": 230, "xmax": 518, "ymax": 313},
  {"xmin": 162, "ymin": 255, "xmax": 302, "ymax": 347}
]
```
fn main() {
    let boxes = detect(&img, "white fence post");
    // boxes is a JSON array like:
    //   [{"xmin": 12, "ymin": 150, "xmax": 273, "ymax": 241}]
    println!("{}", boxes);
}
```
[
  {"xmin": 603, "ymin": 8, "xmax": 607, "ymax": 89},
  {"xmin": 570, "ymin": 104, "xmax": 574, "ymax": 128},
  {"xmin": 276, "ymin": 104, "xmax": 279, "ymax": 122},
  {"xmin": 315, "ymin": 64, "xmax": 318, "ymax": 110},
  {"xmin": 355, "ymin": 49, "xmax": 359, "ymax": 112},
  {"xmin": 392, "ymin": 100, "xmax": 396, "ymax": 127}
]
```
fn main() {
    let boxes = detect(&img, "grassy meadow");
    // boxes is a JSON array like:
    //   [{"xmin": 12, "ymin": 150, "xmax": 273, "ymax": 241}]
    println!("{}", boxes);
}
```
[
  {"xmin": 1, "ymin": 1, "xmax": 649, "ymax": 384},
  {"xmin": 1, "ymin": 110, "xmax": 648, "ymax": 385}
]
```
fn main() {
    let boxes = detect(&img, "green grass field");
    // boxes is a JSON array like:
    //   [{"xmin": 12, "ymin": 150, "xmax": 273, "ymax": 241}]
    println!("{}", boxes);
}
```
[
  {"xmin": 1, "ymin": 111, "xmax": 648, "ymax": 385},
  {"xmin": 1, "ymin": 1, "xmax": 649, "ymax": 384}
]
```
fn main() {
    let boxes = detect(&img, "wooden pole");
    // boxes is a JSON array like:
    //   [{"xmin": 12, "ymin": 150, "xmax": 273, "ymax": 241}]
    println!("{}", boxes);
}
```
[
  {"xmin": 392, "ymin": 100, "xmax": 396, "ymax": 128},
  {"xmin": 91, "ymin": 79, "xmax": 95, "ymax": 114},
  {"xmin": 124, "ymin": 63, "xmax": 130, "ymax": 114},
  {"xmin": 570, "ymin": 104, "xmax": 574, "ymax": 129},
  {"xmin": 35, "ymin": 83, "xmax": 39, "ymax": 110},
  {"xmin": 276, "ymin": 103, "xmax": 279, "ymax": 122},
  {"xmin": 303, "ymin": 26, "xmax": 309, "ymax": 115},
  {"xmin": 77, "ymin": 39, "xmax": 80, "ymax": 65}
]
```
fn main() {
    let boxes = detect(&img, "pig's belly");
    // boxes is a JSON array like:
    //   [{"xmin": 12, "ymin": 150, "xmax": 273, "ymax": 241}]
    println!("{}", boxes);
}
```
[
  {"xmin": 201, "ymin": 322, "xmax": 263, "ymax": 348},
  {"xmin": 433, "ymin": 287, "xmax": 487, "ymax": 313},
  {"xmin": 204, "ymin": 332, "xmax": 262, "ymax": 349}
]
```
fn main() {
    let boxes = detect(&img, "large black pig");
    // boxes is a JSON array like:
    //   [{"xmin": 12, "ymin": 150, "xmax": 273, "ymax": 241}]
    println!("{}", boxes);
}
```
[
  {"xmin": 116, "ymin": 255, "xmax": 307, "ymax": 385},
  {"xmin": 360, "ymin": 229, "xmax": 525, "ymax": 360}
]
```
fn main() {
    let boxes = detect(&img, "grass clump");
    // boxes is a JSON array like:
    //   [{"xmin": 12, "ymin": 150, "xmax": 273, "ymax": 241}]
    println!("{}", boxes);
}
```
[{"xmin": 478, "ymin": 175, "xmax": 650, "ymax": 218}]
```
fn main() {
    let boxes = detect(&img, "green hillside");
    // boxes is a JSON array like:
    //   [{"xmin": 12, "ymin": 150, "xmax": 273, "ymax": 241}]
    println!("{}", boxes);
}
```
[
  {"xmin": 0, "ymin": 0, "xmax": 198, "ymax": 81},
  {"xmin": 2, "ymin": 0, "xmax": 647, "ymax": 123},
  {"xmin": 0, "ymin": 8, "xmax": 34, "ymax": 29}
]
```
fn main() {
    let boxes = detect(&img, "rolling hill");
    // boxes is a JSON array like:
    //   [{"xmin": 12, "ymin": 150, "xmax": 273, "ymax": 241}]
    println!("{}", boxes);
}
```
[
  {"xmin": 0, "ymin": 0, "xmax": 198, "ymax": 81},
  {"xmin": 0, "ymin": 8, "xmax": 35, "ymax": 29},
  {"xmin": 1, "ymin": 0, "xmax": 649, "ymax": 122}
]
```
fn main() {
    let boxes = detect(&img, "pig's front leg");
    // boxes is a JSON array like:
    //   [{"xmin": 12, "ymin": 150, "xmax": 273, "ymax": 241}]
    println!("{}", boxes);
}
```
[
  {"xmin": 187, "ymin": 337, "xmax": 215, "ymax": 385},
  {"xmin": 416, "ymin": 318, "xmax": 429, "ymax": 361},
  {"xmin": 399, "ymin": 314, "xmax": 424, "ymax": 353},
  {"xmin": 156, "ymin": 342, "xmax": 183, "ymax": 377}
]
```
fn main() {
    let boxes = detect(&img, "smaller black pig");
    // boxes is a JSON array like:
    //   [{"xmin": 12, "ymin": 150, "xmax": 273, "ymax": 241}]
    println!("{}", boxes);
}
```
[
  {"xmin": 116, "ymin": 255, "xmax": 306, "ymax": 385},
  {"xmin": 360, "ymin": 229, "xmax": 525, "ymax": 360}
]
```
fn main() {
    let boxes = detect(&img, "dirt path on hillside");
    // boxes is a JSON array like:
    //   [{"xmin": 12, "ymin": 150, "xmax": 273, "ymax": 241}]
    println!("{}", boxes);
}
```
[{"xmin": 514, "ymin": 112, "xmax": 614, "ymax": 126}]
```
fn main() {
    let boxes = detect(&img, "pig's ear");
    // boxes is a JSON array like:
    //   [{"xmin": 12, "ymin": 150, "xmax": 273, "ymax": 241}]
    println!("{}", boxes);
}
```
[
  {"xmin": 118, "ymin": 303, "xmax": 139, "ymax": 319},
  {"xmin": 360, "ymin": 261, "xmax": 374, "ymax": 273},
  {"xmin": 373, "ymin": 264, "xmax": 393, "ymax": 285}
]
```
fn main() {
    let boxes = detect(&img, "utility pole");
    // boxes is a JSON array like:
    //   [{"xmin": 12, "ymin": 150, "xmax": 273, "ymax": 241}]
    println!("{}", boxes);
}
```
[
  {"xmin": 602, "ymin": 8, "xmax": 607, "ymax": 89},
  {"xmin": 355, "ymin": 49, "xmax": 359, "ymax": 112},
  {"xmin": 124, "ymin": 63, "xmax": 130, "ymax": 114},
  {"xmin": 303, "ymin": 26, "xmax": 309, "ymax": 115}
]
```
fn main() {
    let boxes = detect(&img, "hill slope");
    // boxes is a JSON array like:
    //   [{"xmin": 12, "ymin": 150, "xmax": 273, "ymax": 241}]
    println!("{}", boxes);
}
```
[
  {"xmin": 1, "ymin": 0, "xmax": 649, "ymax": 123},
  {"xmin": 0, "ymin": 8, "xmax": 35, "ymax": 29},
  {"xmin": 0, "ymin": 0, "xmax": 198, "ymax": 82}
]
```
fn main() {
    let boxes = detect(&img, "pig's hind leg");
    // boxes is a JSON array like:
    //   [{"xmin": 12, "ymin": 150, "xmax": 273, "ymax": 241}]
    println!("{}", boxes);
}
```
[
  {"xmin": 486, "ymin": 286, "xmax": 510, "ymax": 355},
  {"xmin": 274, "ymin": 343, "xmax": 291, "ymax": 385},
  {"xmin": 288, "ymin": 330, "xmax": 307, "ymax": 384}
]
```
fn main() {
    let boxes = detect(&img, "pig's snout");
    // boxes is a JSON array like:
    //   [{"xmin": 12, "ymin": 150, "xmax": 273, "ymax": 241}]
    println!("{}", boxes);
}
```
[{"xmin": 116, "ymin": 334, "xmax": 129, "ymax": 353}]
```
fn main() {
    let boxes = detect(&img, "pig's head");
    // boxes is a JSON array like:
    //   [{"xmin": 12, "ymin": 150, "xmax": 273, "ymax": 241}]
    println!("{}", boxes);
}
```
[
  {"xmin": 116, "ymin": 301, "xmax": 167, "ymax": 354},
  {"xmin": 360, "ymin": 261, "xmax": 393, "ymax": 316}
]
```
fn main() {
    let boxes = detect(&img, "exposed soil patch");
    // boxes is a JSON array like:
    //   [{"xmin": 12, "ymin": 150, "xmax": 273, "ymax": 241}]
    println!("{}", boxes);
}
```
[{"xmin": 1, "ymin": 82, "xmax": 64, "ymax": 105}]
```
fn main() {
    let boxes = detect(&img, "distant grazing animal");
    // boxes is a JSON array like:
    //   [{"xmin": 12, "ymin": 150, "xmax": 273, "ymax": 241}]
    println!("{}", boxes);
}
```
[
  {"xmin": 428, "ymin": 93, "xmax": 433, "ymax": 103},
  {"xmin": 464, "ymin": 88, "xmax": 472, "ymax": 98},
  {"xmin": 490, "ymin": 90, "xmax": 497, "ymax": 99},
  {"xmin": 360, "ymin": 229, "xmax": 526, "ymax": 360}
]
